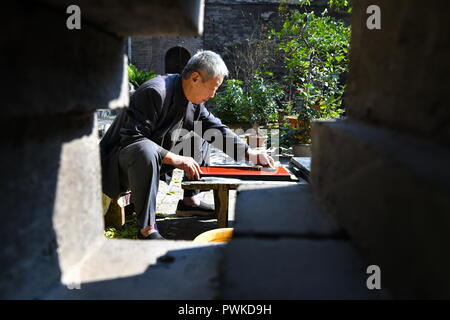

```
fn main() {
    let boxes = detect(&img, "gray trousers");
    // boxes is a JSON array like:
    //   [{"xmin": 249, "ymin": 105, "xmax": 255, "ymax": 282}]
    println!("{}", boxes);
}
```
[{"xmin": 118, "ymin": 133, "xmax": 210, "ymax": 229}]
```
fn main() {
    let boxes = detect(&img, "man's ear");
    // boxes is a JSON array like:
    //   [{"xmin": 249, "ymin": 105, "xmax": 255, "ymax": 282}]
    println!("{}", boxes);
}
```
[{"xmin": 191, "ymin": 72, "xmax": 200, "ymax": 83}]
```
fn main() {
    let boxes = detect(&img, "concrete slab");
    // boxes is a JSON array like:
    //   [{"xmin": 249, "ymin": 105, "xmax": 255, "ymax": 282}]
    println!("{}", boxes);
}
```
[
  {"xmin": 41, "ymin": 0, "xmax": 204, "ymax": 36},
  {"xmin": 234, "ymin": 184, "xmax": 343, "ymax": 238},
  {"xmin": 312, "ymin": 119, "xmax": 450, "ymax": 298},
  {"xmin": 46, "ymin": 239, "xmax": 225, "ymax": 299},
  {"xmin": 222, "ymin": 238, "xmax": 390, "ymax": 300}
]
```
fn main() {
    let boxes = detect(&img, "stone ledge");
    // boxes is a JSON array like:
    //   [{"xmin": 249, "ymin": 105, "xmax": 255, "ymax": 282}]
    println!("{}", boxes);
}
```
[
  {"xmin": 40, "ymin": 0, "xmax": 204, "ymax": 36},
  {"xmin": 234, "ymin": 184, "xmax": 344, "ymax": 238},
  {"xmin": 45, "ymin": 239, "xmax": 225, "ymax": 299},
  {"xmin": 312, "ymin": 119, "xmax": 450, "ymax": 298},
  {"xmin": 6, "ymin": 2, "xmax": 128, "ymax": 120},
  {"xmin": 222, "ymin": 238, "xmax": 389, "ymax": 299}
]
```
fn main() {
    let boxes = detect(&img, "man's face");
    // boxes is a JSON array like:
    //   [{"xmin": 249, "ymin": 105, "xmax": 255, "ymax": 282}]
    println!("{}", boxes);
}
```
[{"xmin": 188, "ymin": 72, "xmax": 223, "ymax": 104}]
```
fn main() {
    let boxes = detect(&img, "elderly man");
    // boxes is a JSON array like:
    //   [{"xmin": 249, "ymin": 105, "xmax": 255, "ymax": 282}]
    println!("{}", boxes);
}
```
[{"xmin": 100, "ymin": 50, "xmax": 274, "ymax": 240}]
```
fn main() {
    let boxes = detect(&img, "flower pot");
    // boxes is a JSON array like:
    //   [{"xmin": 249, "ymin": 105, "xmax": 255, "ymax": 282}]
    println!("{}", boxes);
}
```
[{"xmin": 293, "ymin": 144, "xmax": 312, "ymax": 157}]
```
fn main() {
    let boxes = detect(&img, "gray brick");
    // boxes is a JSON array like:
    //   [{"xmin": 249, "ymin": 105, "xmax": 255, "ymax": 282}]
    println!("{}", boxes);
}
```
[
  {"xmin": 234, "ymin": 184, "xmax": 343, "ymax": 237},
  {"xmin": 222, "ymin": 238, "xmax": 389, "ymax": 299}
]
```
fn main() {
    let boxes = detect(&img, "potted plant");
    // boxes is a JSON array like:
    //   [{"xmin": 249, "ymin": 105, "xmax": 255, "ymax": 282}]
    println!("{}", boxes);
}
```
[
  {"xmin": 280, "ymin": 114, "xmax": 313, "ymax": 157},
  {"xmin": 242, "ymin": 74, "xmax": 283, "ymax": 148}
]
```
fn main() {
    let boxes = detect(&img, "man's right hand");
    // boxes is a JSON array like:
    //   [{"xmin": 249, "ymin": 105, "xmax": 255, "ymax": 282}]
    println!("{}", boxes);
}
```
[{"xmin": 162, "ymin": 152, "xmax": 202, "ymax": 180}]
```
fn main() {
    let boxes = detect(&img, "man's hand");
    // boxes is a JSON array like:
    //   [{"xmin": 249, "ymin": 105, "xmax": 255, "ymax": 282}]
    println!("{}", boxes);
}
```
[
  {"xmin": 245, "ymin": 149, "xmax": 276, "ymax": 168},
  {"xmin": 163, "ymin": 152, "xmax": 202, "ymax": 180}
]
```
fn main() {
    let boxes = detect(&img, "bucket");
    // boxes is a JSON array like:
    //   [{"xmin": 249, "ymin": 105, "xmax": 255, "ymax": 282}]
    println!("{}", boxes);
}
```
[{"xmin": 193, "ymin": 228, "xmax": 234, "ymax": 243}]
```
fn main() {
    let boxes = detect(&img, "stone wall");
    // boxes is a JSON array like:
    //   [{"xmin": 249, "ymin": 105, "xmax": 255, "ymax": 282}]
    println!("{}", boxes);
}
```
[
  {"xmin": 1, "ymin": 0, "xmax": 203, "ymax": 300},
  {"xmin": 130, "ymin": 36, "xmax": 203, "ymax": 74},
  {"xmin": 311, "ymin": 0, "xmax": 450, "ymax": 298},
  {"xmin": 1, "ymin": 1, "xmax": 127, "ymax": 299},
  {"xmin": 129, "ymin": 0, "xmax": 338, "ymax": 74},
  {"xmin": 202, "ymin": 2, "xmax": 280, "ymax": 57}
]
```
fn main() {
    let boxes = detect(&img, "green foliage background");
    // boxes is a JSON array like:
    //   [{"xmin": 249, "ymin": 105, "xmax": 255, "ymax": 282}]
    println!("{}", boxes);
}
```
[
  {"xmin": 128, "ymin": 64, "xmax": 157, "ymax": 89},
  {"xmin": 211, "ymin": 0, "xmax": 352, "ymax": 146}
]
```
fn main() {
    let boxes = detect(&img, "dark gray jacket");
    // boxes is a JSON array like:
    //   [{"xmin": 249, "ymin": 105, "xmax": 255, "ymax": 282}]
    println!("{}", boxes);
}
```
[{"xmin": 100, "ymin": 74, "xmax": 248, "ymax": 198}]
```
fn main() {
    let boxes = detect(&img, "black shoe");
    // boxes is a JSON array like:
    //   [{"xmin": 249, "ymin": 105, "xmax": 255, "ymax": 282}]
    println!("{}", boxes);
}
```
[
  {"xmin": 175, "ymin": 200, "xmax": 216, "ymax": 217},
  {"xmin": 137, "ymin": 231, "xmax": 166, "ymax": 240}
]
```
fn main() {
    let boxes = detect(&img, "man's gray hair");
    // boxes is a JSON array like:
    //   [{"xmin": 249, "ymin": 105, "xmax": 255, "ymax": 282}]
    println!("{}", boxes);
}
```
[{"xmin": 181, "ymin": 50, "xmax": 229, "ymax": 81}]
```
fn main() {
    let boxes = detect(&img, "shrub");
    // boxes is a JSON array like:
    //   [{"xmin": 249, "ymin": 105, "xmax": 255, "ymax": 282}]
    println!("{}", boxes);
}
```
[
  {"xmin": 211, "ymin": 74, "xmax": 283, "ymax": 128},
  {"xmin": 127, "ymin": 64, "xmax": 157, "ymax": 89},
  {"xmin": 273, "ymin": 0, "xmax": 351, "ymax": 146},
  {"xmin": 210, "ymin": 79, "xmax": 247, "ymax": 124}
]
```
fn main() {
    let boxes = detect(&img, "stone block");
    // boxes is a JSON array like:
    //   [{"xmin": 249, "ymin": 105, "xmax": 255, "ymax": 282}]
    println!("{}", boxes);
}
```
[
  {"xmin": 222, "ymin": 238, "xmax": 388, "ymax": 299},
  {"xmin": 4, "ymin": 2, "xmax": 129, "ymax": 121},
  {"xmin": 41, "ymin": 0, "xmax": 204, "ymax": 37},
  {"xmin": 346, "ymin": 0, "xmax": 450, "ymax": 145},
  {"xmin": 46, "ymin": 240, "xmax": 225, "ymax": 299},
  {"xmin": 312, "ymin": 119, "xmax": 450, "ymax": 298},
  {"xmin": 0, "ymin": 114, "xmax": 103, "ymax": 299},
  {"xmin": 234, "ymin": 184, "xmax": 343, "ymax": 238}
]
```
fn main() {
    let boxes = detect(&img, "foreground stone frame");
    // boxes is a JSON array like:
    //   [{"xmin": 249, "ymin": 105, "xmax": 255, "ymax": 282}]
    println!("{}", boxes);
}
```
[
  {"xmin": 3, "ymin": 0, "xmax": 450, "ymax": 299},
  {"xmin": 2, "ymin": 0, "xmax": 209, "ymax": 300}
]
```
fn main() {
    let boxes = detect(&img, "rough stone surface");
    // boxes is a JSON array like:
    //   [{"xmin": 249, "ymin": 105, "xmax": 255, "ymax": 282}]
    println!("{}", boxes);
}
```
[
  {"xmin": 307, "ymin": 0, "xmax": 450, "ymax": 299},
  {"xmin": 222, "ymin": 238, "xmax": 388, "ymax": 299},
  {"xmin": 41, "ymin": 0, "xmax": 205, "ymax": 37},
  {"xmin": 346, "ymin": 0, "xmax": 450, "ymax": 147},
  {"xmin": 234, "ymin": 184, "xmax": 344, "ymax": 237},
  {"xmin": 5, "ymin": 2, "xmax": 128, "ymax": 120},
  {"xmin": 130, "ymin": 36, "xmax": 203, "ymax": 74},
  {"xmin": 52, "ymin": 118, "xmax": 105, "ymax": 277},
  {"xmin": 45, "ymin": 240, "xmax": 225, "ymax": 300},
  {"xmin": 0, "ymin": 115, "xmax": 101, "ymax": 299},
  {"xmin": 312, "ymin": 120, "xmax": 450, "ymax": 299},
  {"xmin": 2, "ymin": 0, "xmax": 207, "ymax": 300}
]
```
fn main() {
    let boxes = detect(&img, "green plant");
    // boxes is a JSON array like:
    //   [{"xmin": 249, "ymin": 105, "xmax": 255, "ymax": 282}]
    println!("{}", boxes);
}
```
[
  {"xmin": 245, "ymin": 73, "xmax": 284, "ymax": 127},
  {"xmin": 272, "ymin": 0, "xmax": 351, "ymax": 145},
  {"xmin": 104, "ymin": 214, "xmax": 138, "ymax": 239},
  {"xmin": 210, "ymin": 79, "xmax": 247, "ymax": 124},
  {"xmin": 211, "ymin": 74, "xmax": 283, "ymax": 128},
  {"xmin": 127, "ymin": 64, "xmax": 157, "ymax": 89}
]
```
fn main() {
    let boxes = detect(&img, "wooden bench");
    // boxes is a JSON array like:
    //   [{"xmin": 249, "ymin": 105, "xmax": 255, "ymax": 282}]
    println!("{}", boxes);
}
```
[
  {"xmin": 102, "ymin": 191, "xmax": 131, "ymax": 229},
  {"xmin": 182, "ymin": 177, "xmax": 301, "ymax": 228}
]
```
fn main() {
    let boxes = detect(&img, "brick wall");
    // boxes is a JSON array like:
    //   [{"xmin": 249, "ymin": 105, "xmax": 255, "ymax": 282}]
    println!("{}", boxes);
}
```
[
  {"xmin": 130, "ymin": 36, "xmax": 203, "ymax": 74},
  {"xmin": 129, "ymin": 0, "xmax": 340, "ymax": 75}
]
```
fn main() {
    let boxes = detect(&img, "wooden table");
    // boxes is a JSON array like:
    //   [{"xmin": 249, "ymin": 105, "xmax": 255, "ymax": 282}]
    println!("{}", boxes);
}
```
[{"xmin": 181, "ymin": 177, "xmax": 301, "ymax": 228}]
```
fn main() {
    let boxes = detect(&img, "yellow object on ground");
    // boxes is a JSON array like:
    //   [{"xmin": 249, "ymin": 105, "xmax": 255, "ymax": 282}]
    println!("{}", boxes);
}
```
[{"xmin": 193, "ymin": 228, "xmax": 234, "ymax": 243}]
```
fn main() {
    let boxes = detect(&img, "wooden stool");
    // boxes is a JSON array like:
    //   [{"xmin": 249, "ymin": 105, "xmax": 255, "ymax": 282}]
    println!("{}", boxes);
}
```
[{"xmin": 102, "ymin": 191, "xmax": 131, "ymax": 229}]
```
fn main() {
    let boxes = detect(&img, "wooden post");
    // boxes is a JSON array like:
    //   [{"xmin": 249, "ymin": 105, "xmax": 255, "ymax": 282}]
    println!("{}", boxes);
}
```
[{"xmin": 214, "ymin": 185, "xmax": 229, "ymax": 228}]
